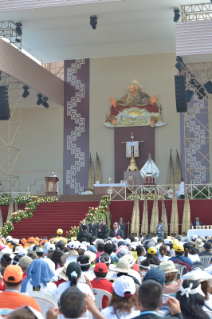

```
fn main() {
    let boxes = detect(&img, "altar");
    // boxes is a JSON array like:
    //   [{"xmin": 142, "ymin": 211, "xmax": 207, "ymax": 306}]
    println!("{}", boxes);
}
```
[
  {"xmin": 187, "ymin": 229, "xmax": 212, "ymax": 238},
  {"xmin": 94, "ymin": 183, "xmax": 129, "ymax": 195}
]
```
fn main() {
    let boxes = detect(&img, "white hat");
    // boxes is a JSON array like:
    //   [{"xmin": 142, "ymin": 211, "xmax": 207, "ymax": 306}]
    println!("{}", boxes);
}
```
[
  {"xmin": 122, "ymin": 253, "xmax": 135, "ymax": 267},
  {"xmin": 55, "ymin": 264, "xmax": 69, "ymax": 281},
  {"xmin": 112, "ymin": 237, "xmax": 118, "ymax": 243},
  {"xmin": 68, "ymin": 242, "xmax": 78, "ymax": 249},
  {"xmin": 14, "ymin": 246, "xmax": 23, "ymax": 254},
  {"xmin": 113, "ymin": 275, "xmax": 136, "ymax": 298},
  {"xmin": 79, "ymin": 244, "xmax": 87, "ymax": 251},
  {"xmin": 183, "ymin": 270, "xmax": 212, "ymax": 287},
  {"xmin": 49, "ymin": 244, "xmax": 55, "ymax": 251},
  {"xmin": 125, "ymin": 239, "xmax": 131, "ymax": 245},
  {"xmin": 164, "ymin": 239, "xmax": 173, "ymax": 245},
  {"xmin": 130, "ymin": 244, "xmax": 137, "ymax": 250},
  {"xmin": 18, "ymin": 249, "xmax": 27, "ymax": 256},
  {"xmin": 6, "ymin": 236, "xmax": 12, "ymax": 242},
  {"xmin": 191, "ymin": 235, "xmax": 198, "ymax": 241},
  {"xmin": 0, "ymin": 247, "xmax": 12, "ymax": 258},
  {"xmin": 82, "ymin": 241, "xmax": 90, "ymax": 247},
  {"xmin": 195, "ymin": 238, "xmax": 204, "ymax": 248},
  {"xmin": 35, "ymin": 247, "xmax": 44, "ymax": 253},
  {"xmin": 134, "ymin": 237, "xmax": 138, "ymax": 242}
]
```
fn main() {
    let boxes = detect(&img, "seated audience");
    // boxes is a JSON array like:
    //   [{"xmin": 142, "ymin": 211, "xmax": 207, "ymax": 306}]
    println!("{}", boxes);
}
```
[
  {"xmin": 0, "ymin": 265, "xmax": 41, "ymax": 313},
  {"xmin": 77, "ymin": 255, "xmax": 95, "ymax": 281},
  {"xmin": 176, "ymin": 279, "xmax": 210, "ymax": 319},
  {"xmin": 18, "ymin": 256, "xmax": 33, "ymax": 279},
  {"xmin": 159, "ymin": 261, "xmax": 183, "ymax": 295},
  {"xmin": 101, "ymin": 275, "xmax": 140, "ymax": 319},
  {"xmin": 169, "ymin": 245, "xmax": 193, "ymax": 267},
  {"xmin": 199, "ymin": 242, "xmax": 212, "ymax": 256},
  {"xmin": 158, "ymin": 244, "xmax": 170, "ymax": 261},
  {"xmin": 146, "ymin": 247, "xmax": 161, "ymax": 266}
]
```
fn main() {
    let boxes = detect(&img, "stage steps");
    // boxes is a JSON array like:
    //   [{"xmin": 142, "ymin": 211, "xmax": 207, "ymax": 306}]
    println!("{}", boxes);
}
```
[
  {"xmin": 9, "ymin": 201, "xmax": 99, "ymax": 238},
  {"xmin": 57, "ymin": 195, "xmax": 102, "ymax": 202}
]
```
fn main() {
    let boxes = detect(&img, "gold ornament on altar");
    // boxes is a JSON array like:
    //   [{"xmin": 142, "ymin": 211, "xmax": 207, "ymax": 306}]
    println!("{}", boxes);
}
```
[
  {"xmin": 104, "ymin": 79, "xmax": 165, "ymax": 128},
  {"xmin": 127, "ymin": 156, "xmax": 139, "ymax": 172}
]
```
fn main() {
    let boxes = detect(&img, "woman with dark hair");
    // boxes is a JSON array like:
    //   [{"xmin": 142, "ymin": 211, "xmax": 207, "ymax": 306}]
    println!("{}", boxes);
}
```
[
  {"xmin": 158, "ymin": 244, "xmax": 169, "ymax": 261},
  {"xmin": 146, "ymin": 247, "xmax": 161, "ymax": 266},
  {"xmin": 0, "ymin": 267, "xmax": 5, "ymax": 291},
  {"xmin": 101, "ymin": 275, "xmax": 140, "ymax": 319},
  {"xmin": 1, "ymin": 254, "xmax": 12, "ymax": 267},
  {"xmin": 48, "ymin": 250, "xmax": 64, "ymax": 269},
  {"xmin": 136, "ymin": 245, "xmax": 146, "ymax": 263},
  {"xmin": 55, "ymin": 262, "xmax": 94, "ymax": 318},
  {"xmin": 139, "ymin": 259, "xmax": 150, "ymax": 282},
  {"xmin": 176, "ymin": 279, "xmax": 210, "ymax": 319},
  {"xmin": 77, "ymin": 255, "xmax": 95, "ymax": 281}
]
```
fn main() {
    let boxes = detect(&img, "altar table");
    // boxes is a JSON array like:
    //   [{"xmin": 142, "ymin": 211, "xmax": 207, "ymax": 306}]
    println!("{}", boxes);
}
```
[
  {"xmin": 187, "ymin": 229, "xmax": 212, "ymax": 238},
  {"xmin": 94, "ymin": 183, "xmax": 128, "ymax": 195}
]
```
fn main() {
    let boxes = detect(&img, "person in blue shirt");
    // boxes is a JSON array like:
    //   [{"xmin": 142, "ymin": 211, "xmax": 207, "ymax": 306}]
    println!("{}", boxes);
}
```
[{"xmin": 169, "ymin": 245, "xmax": 193, "ymax": 267}]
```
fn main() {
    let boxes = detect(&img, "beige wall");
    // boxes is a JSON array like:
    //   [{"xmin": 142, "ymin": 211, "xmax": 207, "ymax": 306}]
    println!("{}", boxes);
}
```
[
  {"xmin": 0, "ymin": 53, "xmax": 181, "ymax": 193},
  {"xmin": 90, "ymin": 53, "xmax": 180, "ymax": 185}
]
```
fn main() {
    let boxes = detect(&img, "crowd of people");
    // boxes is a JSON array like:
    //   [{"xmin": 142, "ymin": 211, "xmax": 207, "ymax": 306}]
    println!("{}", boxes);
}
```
[{"xmin": 0, "ymin": 222, "xmax": 212, "ymax": 319}]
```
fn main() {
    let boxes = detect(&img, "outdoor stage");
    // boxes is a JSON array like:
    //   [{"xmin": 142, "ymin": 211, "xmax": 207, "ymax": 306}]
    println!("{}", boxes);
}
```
[{"xmin": 3, "ymin": 197, "xmax": 212, "ymax": 238}]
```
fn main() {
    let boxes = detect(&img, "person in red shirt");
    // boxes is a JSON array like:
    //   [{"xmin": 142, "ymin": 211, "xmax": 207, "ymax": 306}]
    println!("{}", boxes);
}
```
[
  {"xmin": 0, "ymin": 265, "xmax": 41, "ymax": 315},
  {"xmin": 91, "ymin": 262, "xmax": 113, "ymax": 309}
]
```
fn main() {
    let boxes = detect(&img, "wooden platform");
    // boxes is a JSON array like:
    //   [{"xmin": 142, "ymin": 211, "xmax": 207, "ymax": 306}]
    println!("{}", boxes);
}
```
[{"xmin": 57, "ymin": 195, "xmax": 103, "ymax": 202}]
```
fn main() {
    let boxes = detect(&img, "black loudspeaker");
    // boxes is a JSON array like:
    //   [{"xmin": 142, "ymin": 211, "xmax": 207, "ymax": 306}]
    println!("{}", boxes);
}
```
[
  {"xmin": 175, "ymin": 75, "xmax": 187, "ymax": 113},
  {"xmin": 0, "ymin": 86, "xmax": 10, "ymax": 120}
]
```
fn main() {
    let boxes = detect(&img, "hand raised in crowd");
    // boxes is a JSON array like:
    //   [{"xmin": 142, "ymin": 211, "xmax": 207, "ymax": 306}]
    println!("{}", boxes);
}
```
[
  {"xmin": 164, "ymin": 296, "xmax": 181, "ymax": 315},
  {"xmin": 46, "ymin": 307, "xmax": 60, "ymax": 319}
]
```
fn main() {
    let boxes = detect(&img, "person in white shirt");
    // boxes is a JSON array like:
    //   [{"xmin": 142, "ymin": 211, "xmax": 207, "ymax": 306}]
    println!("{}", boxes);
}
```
[
  {"xmin": 101, "ymin": 276, "xmax": 140, "ymax": 319},
  {"xmin": 179, "ymin": 178, "xmax": 185, "ymax": 199},
  {"xmin": 158, "ymin": 245, "xmax": 170, "ymax": 262},
  {"xmin": 77, "ymin": 255, "xmax": 95, "ymax": 281},
  {"xmin": 54, "ymin": 262, "xmax": 94, "ymax": 319}
]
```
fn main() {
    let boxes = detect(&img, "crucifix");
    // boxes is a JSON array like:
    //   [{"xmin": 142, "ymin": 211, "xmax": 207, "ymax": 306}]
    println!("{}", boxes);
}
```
[{"xmin": 122, "ymin": 133, "xmax": 144, "ymax": 171}]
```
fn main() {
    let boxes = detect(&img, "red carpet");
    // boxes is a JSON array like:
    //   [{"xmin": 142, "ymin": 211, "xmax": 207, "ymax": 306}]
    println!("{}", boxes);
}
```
[{"xmin": 9, "ymin": 201, "xmax": 99, "ymax": 238}]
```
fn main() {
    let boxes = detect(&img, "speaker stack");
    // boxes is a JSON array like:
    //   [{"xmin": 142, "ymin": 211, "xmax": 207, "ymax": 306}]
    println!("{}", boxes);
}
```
[
  {"xmin": 0, "ymin": 86, "xmax": 10, "ymax": 120},
  {"xmin": 175, "ymin": 75, "xmax": 187, "ymax": 113}
]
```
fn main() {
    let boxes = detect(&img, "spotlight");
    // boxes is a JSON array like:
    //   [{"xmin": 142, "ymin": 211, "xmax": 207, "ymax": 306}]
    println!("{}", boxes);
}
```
[
  {"xmin": 90, "ymin": 15, "xmax": 97, "ymax": 30},
  {"xmin": 204, "ymin": 81, "xmax": 212, "ymax": 94},
  {"xmin": 174, "ymin": 8, "xmax": 180, "ymax": 22},
  {"xmin": 186, "ymin": 89, "xmax": 194, "ymax": 102},
  {"xmin": 15, "ymin": 22, "xmax": 22, "ymax": 36},
  {"xmin": 175, "ymin": 56, "xmax": 184, "ymax": 72},
  {"xmin": 36, "ymin": 93, "xmax": 43, "ymax": 105},
  {"xmin": 42, "ymin": 97, "xmax": 49, "ymax": 108},
  {"xmin": 22, "ymin": 85, "xmax": 29, "ymax": 98}
]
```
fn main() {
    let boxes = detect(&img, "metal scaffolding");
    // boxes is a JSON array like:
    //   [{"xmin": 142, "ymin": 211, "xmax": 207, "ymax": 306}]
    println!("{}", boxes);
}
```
[
  {"xmin": 0, "ymin": 73, "xmax": 21, "ymax": 192},
  {"xmin": 181, "ymin": 3, "xmax": 212, "ymax": 21},
  {"xmin": 0, "ymin": 21, "xmax": 22, "ymax": 50},
  {"xmin": 181, "ymin": 62, "xmax": 212, "ymax": 184}
]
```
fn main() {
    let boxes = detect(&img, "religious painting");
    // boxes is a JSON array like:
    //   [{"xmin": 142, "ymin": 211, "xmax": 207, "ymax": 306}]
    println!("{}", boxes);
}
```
[{"xmin": 104, "ymin": 80, "xmax": 165, "ymax": 128}]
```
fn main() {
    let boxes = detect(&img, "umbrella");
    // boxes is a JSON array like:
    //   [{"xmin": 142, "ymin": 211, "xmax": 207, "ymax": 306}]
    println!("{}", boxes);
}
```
[
  {"xmin": 150, "ymin": 188, "xmax": 159, "ymax": 235},
  {"xmin": 6, "ymin": 195, "xmax": 14, "ymax": 222},
  {"xmin": 141, "ymin": 195, "xmax": 148, "ymax": 234},
  {"xmin": 181, "ymin": 188, "xmax": 191, "ymax": 235},
  {"xmin": 95, "ymin": 152, "xmax": 102, "ymax": 184},
  {"xmin": 170, "ymin": 184, "xmax": 179, "ymax": 235},
  {"xmin": 161, "ymin": 199, "xmax": 168, "ymax": 235},
  {"xmin": 130, "ymin": 193, "xmax": 140, "ymax": 236},
  {"xmin": 167, "ymin": 150, "xmax": 174, "ymax": 185},
  {"xmin": 87, "ymin": 153, "xmax": 95, "ymax": 191},
  {"xmin": 175, "ymin": 149, "xmax": 182, "ymax": 184}
]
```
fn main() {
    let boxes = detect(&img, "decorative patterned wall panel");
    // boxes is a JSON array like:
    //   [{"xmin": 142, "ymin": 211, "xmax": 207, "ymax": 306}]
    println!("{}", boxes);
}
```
[
  {"xmin": 176, "ymin": 20, "xmax": 212, "ymax": 56},
  {"xmin": 180, "ymin": 95, "xmax": 209, "ymax": 183},
  {"xmin": 63, "ymin": 59, "xmax": 89, "ymax": 194},
  {"xmin": 0, "ymin": 38, "xmax": 64, "ymax": 105}
]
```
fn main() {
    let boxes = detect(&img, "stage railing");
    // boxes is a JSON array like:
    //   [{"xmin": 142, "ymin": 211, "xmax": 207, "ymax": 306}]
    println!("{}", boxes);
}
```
[
  {"xmin": 0, "ymin": 192, "xmax": 30, "ymax": 198},
  {"xmin": 107, "ymin": 183, "xmax": 212, "ymax": 200}
]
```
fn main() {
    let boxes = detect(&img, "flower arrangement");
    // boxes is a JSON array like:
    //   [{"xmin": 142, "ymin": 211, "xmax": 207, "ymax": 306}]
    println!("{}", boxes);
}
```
[
  {"xmin": 129, "ymin": 193, "xmax": 164, "ymax": 200},
  {"xmin": 66, "ymin": 195, "xmax": 111, "ymax": 239},
  {"xmin": 0, "ymin": 195, "xmax": 59, "ymax": 236}
]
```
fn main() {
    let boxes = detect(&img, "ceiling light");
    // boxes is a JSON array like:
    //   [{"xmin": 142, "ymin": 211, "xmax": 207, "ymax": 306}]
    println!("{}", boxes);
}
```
[
  {"xmin": 174, "ymin": 8, "xmax": 180, "ymax": 22},
  {"xmin": 37, "ymin": 94, "xmax": 43, "ymax": 105},
  {"xmin": 15, "ymin": 22, "xmax": 22, "ymax": 36},
  {"xmin": 90, "ymin": 15, "xmax": 97, "ymax": 30},
  {"xmin": 42, "ymin": 97, "xmax": 49, "ymax": 108},
  {"xmin": 22, "ymin": 85, "xmax": 29, "ymax": 98}
]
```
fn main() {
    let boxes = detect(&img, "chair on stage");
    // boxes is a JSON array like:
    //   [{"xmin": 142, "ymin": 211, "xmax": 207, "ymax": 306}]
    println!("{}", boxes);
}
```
[
  {"xmin": 200, "ymin": 256, "xmax": 211, "ymax": 268},
  {"xmin": 93, "ymin": 288, "xmax": 112, "ymax": 311}
]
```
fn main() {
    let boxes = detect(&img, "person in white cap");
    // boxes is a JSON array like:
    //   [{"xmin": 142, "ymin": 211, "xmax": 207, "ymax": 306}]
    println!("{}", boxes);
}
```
[{"xmin": 101, "ymin": 276, "xmax": 140, "ymax": 319}]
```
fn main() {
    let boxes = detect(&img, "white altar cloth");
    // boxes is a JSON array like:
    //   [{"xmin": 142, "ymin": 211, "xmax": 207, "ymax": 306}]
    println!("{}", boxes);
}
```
[
  {"xmin": 94, "ymin": 183, "xmax": 128, "ymax": 187},
  {"xmin": 187, "ymin": 229, "xmax": 212, "ymax": 238}
]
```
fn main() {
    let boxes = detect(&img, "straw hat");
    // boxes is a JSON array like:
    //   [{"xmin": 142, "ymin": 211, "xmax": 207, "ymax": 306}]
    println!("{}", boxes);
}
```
[
  {"xmin": 195, "ymin": 238, "xmax": 204, "ymax": 248},
  {"xmin": 159, "ymin": 261, "xmax": 178, "ymax": 274},
  {"xmin": 84, "ymin": 251, "xmax": 96, "ymax": 263},
  {"xmin": 109, "ymin": 257, "xmax": 131, "ymax": 273},
  {"xmin": 55, "ymin": 264, "xmax": 69, "ymax": 281},
  {"xmin": 183, "ymin": 270, "xmax": 212, "ymax": 287}
]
